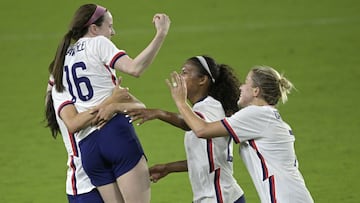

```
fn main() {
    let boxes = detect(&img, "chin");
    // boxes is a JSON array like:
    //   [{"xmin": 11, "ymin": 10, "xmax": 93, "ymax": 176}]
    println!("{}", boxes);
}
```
[{"xmin": 237, "ymin": 100, "xmax": 242, "ymax": 109}]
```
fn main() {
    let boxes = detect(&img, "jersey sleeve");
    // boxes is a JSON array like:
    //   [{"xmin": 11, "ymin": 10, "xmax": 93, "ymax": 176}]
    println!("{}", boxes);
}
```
[
  {"xmin": 52, "ymin": 88, "xmax": 75, "ymax": 119},
  {"xmin": 94, "ymin": 36, "xmax": 127, "ymax": 69},
  {"xmin": 221, "ymin": 106, "xmax": 268, "ymax": 143},
  {"xmin": 192, "ymin": 98, "xmax": 225, "ymax": 122}
]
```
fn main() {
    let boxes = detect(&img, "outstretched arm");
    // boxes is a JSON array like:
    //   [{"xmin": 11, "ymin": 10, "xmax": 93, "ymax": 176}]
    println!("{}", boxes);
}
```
[
  {"xmin": 93, "ymin": 92, "xmax": 146, "ymax": 126},
  {"xmin": 60, "ymin": 91, "xmax": 144, "ymax": 133},
  {"xmin": 114, "ymin": 14, "xmax": 171, "ymax": 77},
  {"xmin": 167, "ymin": 72, "xmax": 228, "ymax": 139},
  {"xmin": 149, "ymin": 160, "xmax": 187, "ymax": 183},
  {"xmin": 126, "ymin": 108, "xmax": 190, "ymax": 131},
  {"xmin": 59, "ymin": 78, "xmax": 145, "ymax": 133}
]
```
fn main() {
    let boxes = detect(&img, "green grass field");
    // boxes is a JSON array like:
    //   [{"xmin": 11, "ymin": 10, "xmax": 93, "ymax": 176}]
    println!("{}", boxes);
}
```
[{"xmin": 1, "ymin": 0, "xmax": 359, "ymax": 202}]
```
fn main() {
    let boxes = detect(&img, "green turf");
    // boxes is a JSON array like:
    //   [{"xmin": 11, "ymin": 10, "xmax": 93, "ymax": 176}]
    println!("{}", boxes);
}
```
[{"xmin": 1, "ymin": 0, "xmax": 359, "ymax": 202}]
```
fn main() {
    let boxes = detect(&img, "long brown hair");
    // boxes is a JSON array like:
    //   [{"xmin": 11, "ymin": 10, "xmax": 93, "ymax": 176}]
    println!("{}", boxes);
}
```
[
  {"xmin": 49, "ymin": 4, "xmax": 106, "ymax": 92},
  {"xmin": 45, "ymin": 4, "xmax": 106, "ymax": 138}
]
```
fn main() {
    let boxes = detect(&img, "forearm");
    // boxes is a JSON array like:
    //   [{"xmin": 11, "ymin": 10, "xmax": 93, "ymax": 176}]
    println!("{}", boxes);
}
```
[
  {"xmin": 157, "ymin": 110, "xmax": 190, "ymax": 131},
  {"xmin": 177, "ymin": 102, "xmax": 229, "ymax": 138},
  {"xmin": 100, "ymin": 87, "xmax": 143, "ymax": 108},
  {"xmin": 176, "ymin": 102, "xmax": 210, "ymax": 138},
  {"xmin": 61, "ymin": 106, "xmax": 95, "ymax": 134},
  {"xmin": 113, "ymin": 101, "xmax": 146, "ymax": 113},
  {"xmin": 125, "ymin": 32, "xmax": 167, "ymax": 77},
  {"xmin": 69, "ymin": 112, "xmax": 95, "ymax": 133},
  {"xmin": 164, "ymin": 160, "xmax": 188, "ymax": 173}
]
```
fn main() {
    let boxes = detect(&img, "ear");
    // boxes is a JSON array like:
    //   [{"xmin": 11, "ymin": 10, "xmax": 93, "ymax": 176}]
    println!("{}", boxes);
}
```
[
  {"xmin": 253, "ymin": 86, "xmax": 260, "ymax": 97},
  {"xmin": 88, "ymin": 24, "xmax": 98, "ymax": 35},
  {"xmin": 198, "ymin": 75, "xmax": 209, "ymax": 86}
]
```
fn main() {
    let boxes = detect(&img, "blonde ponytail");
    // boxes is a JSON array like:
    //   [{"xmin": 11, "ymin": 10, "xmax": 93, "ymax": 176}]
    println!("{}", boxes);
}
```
[{"xmin": 278, "ymin": 75, "xmax": 294, "ymax": 104}]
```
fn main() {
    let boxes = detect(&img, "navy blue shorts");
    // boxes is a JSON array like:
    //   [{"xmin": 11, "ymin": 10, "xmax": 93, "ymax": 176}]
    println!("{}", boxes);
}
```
[
  {"xmin": 234, "ymin": 195, "xmax": 246, "ymax": 203},
  {"xmin": 67, "ymin": 189, "xmax": 103, "ymax": 203},
  {"xmin": 79, "ymin": 114, "xmax": 145, "ymax": 187}
]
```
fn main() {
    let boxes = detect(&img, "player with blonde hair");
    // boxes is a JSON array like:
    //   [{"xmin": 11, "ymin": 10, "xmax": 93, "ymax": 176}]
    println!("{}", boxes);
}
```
[{"xmin": 166, "ymin": 66, "xmax": 314, "ymax": 203}]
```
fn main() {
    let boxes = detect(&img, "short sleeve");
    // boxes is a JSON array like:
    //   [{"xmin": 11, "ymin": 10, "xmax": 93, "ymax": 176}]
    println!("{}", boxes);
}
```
[
  {"xmin": 93, "ymin": 36, "xmax": 127, "ymax": 69},
  {"xmin": 221, "ymin": 106, "xmax": 269, "ymax": 143},
  {"xmin": 192, "ymin": 97, "xmax": 225, "ymax": 122},
  {"xmin": 52, "ymin": 88, "xmax": 75, "ymax": 119}
]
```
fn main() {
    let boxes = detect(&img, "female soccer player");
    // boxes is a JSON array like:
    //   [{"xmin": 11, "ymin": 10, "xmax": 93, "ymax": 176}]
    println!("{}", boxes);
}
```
[
  {"xmin": 46, "ymin": 76, "xmax": 145, "ymax": 203},
  {"xmin": 48, "ymin": 3, "xmax": 170, "ymax": 203},
  {"xmin": 166, "ymin": 66, "xmax": 314, "ymax": 203},
  {"xmin": 126, "ymin": 56, "xmax": 246, "ymax": 203}
]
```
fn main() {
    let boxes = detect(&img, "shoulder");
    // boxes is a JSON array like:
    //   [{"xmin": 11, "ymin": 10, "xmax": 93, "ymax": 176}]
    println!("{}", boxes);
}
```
[
  {"xmin": 194, "ymin": 96, "xmax": 222, "ymax": 110},
  {"xmin": 93, "ymin": 35, "xmax": 111, "ymax": 42},
  {"xmin": 233, "ymin": 105, "xmax": 271, "ymax": 120},
  {"xmin": 87, "ymin": 36, "xmax": 113, "ymax": 46},
  {"xmin": 238, "ymin": 105, "xmax": 262, "ymax": 114},
  {"xmin": 52, "ymin": 87, "xmax": 73, "ymax": 102},
  {"xmin": 194, "ymin": 96, "xmax": 225, "ymax": 120},
  {"xmin": 202, "ymin": 96, "xmax": 222, "ymax": 106}
]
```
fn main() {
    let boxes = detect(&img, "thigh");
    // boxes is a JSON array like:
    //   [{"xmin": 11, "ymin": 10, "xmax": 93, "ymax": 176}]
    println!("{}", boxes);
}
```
[
  {"xmin": 97, "ymin": 182, "xmax": 125, "ymax": 203},
  {"xmin": 116, "ymin": 156, "xmax": 151, "ymax": 203}
]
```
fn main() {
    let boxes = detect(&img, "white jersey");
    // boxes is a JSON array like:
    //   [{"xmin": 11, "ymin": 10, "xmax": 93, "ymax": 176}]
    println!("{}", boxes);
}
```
[
  {"xmin": 51, "ymin": 86, "xmax": 95, "ymax": 195},
  {"xmin": 62, "ymin": 36, "xmax": 127, "ymax": 141},
  {"xmin": 222, "ymin": 105, "xmax": 314, "ymax": 203},
  {"xmin": 185, "ymin": 96, "xmax": 244, "ymax": 203}
]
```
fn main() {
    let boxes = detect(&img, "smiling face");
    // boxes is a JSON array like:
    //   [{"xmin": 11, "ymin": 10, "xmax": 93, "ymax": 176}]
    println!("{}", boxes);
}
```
[
  {"xmin": 95, "ymin": 11, "xmax": 115, "ymax": 39},
  {"xmin": 238, "ymin": 71, "xmax": 257, "ymax": 108}
]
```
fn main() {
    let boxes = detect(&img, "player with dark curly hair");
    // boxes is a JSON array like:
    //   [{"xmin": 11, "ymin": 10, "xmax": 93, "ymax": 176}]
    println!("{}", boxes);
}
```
[{"xmin": 126, "ymin": 55, "xmax": 246, "ymax": 203}]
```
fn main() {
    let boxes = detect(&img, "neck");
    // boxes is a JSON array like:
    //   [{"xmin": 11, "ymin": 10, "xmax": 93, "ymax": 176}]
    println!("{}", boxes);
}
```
[
  {"xmin": 188, "ymin": 93, "xmax": 208, "ymax": 105},
  {"xmin": 83, "ymin": 33, "xmax": 96, "ymax": 38},
  {"xmin": 251, "ymin": 98, "xmax": 269, "ymax": 106}
]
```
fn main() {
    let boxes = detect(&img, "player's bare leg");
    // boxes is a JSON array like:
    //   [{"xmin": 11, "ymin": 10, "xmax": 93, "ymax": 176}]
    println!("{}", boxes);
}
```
[
  {"xmin": 116, "ymin": 156, "xmax": 151, "ymax": 203},
  {"xmin": 97, "ymin": 182, "xmax": 125, "ymax": 203}
]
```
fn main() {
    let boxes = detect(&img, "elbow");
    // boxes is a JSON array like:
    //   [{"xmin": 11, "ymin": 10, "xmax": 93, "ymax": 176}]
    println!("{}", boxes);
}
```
[
  {"xmin": 126, "ymin": 68, "xmax": 143, "ymax": 78},
  {"xmin": 67, "ymin": 127, "xmax": 78, "ymax": 134},
  {"xmin": 194, "ymin": 129, "xmax": 207, "ymax": 139},
  {"xmin": 131, "ymin": 72, "xmax": 141, "ymax": 78},
  {"xmin": 65, "ymin": 123, "xmax": 80, "ymax": 134}
]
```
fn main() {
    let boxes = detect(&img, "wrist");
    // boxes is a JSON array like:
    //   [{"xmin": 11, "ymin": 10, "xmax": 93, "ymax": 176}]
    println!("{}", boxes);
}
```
[
  {"xmin": 175, "ymin": 100, "xmax": 187, "ymax": 109},
  {"xmin": 155, "ymin": 30, "xmax": 167, "ymax": 39}
]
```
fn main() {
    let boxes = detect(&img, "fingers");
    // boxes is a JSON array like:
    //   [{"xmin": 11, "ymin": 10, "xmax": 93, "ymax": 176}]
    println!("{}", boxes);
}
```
[
  {"xmin": 89, "ymin": 108, "xmax": 98, "ymax": 115},
  {"xmin": 173, "ymin": 71, "xmax": 183, "ymax": 87},
  {"xmin": 153, "ymin": 13, "xmax": 170, "ymax": 35},
  {"xmin": 150, "ymin": 175, "xmax": 158, "ymax": 183},
  {"xmin": 165, "ymin": 78, "xmax": 172, "ymax": 89},
  {"xmin": 96, "ymin": 119, "xmax": 107, "ymax": 129},
  {"xmin": 125, "ymin": 110, "xmax": 147, "ymax": 125},
  {"xmin": 167, "ymin": 71, "xmax": 182, "ymax": 89},
  {"xmin": 116, "ymin": 76, "xmax": 122, "ymax": 86},
  {"xmin": 153, "ymin": 13, "xmax": 170, "ymax": 22}
]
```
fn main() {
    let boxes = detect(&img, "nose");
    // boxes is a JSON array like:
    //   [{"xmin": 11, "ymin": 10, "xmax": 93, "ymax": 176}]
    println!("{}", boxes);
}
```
[{"xmin": 111, "ymin": 28, "xmax": 116, "ymax": 36}]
